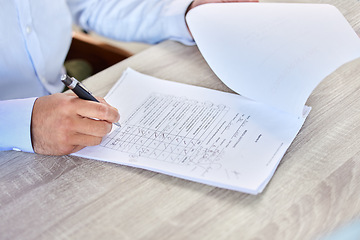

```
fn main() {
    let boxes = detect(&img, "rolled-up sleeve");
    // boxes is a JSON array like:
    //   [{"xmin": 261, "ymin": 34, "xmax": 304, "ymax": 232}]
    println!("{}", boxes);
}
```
[
  {"xmin": 66, "ymin": 0, "xmax": 194, "ymax": 45},
  {"xmin": 0, "ymin": 98, "xmax": 36, "ymax": 152}
]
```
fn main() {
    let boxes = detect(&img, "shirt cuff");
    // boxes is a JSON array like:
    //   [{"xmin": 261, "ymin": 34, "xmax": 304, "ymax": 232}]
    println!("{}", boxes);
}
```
[
  {"xmin": 0, "ymin": 97, "xmax": 36, "ymax": 153},
  {"xmin": 164, "ymin": 0, "xmax": 195, "ymax": 45}
]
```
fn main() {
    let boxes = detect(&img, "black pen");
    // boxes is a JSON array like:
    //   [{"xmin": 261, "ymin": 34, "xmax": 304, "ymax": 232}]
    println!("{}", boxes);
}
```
[{"xmin": 61, "ymin": 74, "xmax": 121, "ymax": 127}]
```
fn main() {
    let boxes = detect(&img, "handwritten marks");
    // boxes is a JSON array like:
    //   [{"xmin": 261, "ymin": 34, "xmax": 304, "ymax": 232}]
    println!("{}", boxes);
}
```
[{"xmin": 101, "ymin": 93, "xmax": 253, "ymax": 177}]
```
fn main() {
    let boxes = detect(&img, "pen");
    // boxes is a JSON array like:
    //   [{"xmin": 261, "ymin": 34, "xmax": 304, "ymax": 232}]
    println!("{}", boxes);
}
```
[{"xmin": 61, "ymin": 74, "xmax": 121, "ymax": 127}]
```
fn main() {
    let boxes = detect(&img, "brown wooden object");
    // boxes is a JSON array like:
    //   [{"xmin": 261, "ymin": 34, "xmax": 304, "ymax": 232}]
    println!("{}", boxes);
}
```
[{"xmin": 66, "ymin": 31, "xmax": 132, "ymax": 74}]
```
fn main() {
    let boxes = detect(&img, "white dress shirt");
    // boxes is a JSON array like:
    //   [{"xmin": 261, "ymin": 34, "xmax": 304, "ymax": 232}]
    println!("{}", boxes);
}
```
[{"xmin": 0, "ymin": 0, "xmax": 193, "ymax": 152}]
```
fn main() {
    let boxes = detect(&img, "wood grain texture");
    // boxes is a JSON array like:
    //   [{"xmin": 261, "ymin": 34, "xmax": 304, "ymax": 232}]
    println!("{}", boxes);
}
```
[{"xmin": 1, "ymin": 1, "xmax": 360, "ymax": 239}]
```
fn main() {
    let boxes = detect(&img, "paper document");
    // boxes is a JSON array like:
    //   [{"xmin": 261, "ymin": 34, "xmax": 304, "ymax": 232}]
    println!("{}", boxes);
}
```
[
  {"xmin": 186, "ymin": 3, "xmax": 360, "ymax": 116},
  {"xmin": 75, "ymin": 68, "xmax": 308, "ymax": 194},
  {"xmin": 74, "ymin": 3, "xmax": 360, "ymax": 194}
]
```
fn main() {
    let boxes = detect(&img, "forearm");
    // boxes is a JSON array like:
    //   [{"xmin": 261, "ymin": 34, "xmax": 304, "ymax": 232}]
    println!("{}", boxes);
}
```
[{"xmin": 66, "ymin": 0, "xmax": 194, "ymax": 45}]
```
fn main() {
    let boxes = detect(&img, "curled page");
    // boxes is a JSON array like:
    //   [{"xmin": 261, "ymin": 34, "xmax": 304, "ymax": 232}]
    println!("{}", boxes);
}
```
[{"xmin": 186, "ymin": 3, "xmax": 360, "ymax": 117}]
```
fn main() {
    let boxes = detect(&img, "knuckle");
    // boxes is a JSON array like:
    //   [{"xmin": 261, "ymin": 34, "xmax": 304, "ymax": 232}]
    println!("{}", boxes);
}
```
[
  {"xmin": 96, "ymin": 121, "xmax": 111, "ymax": 136},
  {"xmin": 58, "ymin": 133, "xmax": 71, "ymax": 146},
  {"xmin": 89, "ymin": 137, "xmax": 102, "ymax": 146},
  {"xmin": 62, "ymin": 146, "xmax": 74, "ymax": 155},
  {"xmin": 106, "ymin": 123, "xmax": 113, "ymax": 134},
  {"xmin": 97, "ymin": 104, "xmax": 110, "ymax": 119},
  {"xmin": 60, "ymin": 95, "xmax": 75, "ymax": 110},
  {"xmin": 59, "ymin": 145, "xmax": 73, "ymax": 155},
  {"xmin": 97, "ymin": 97, "xmax": 105, "ymax": 102},
  {"xmin": 58, "ymin": 117, "xmax": 75, "ymax": 134},
  {"xmin": 61, "ymin": 116, "xmax": 73, "ymax": 127},
  {"xmin": 95, "ymin": 137, "xmax": 103, "ymax": 145},
  {"xmin": 103, "ymin": 122, "xmax": 112, "ymax": 134}
]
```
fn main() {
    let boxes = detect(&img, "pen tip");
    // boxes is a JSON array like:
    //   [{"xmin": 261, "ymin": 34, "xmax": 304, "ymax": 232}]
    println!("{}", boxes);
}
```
[{"xmin": 114, "ymin": 122, "xmax": 122, "ymax": 127}]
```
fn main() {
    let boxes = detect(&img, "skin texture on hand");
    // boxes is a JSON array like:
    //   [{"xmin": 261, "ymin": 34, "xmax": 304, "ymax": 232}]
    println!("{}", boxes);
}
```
[{"xmin": 31, "ymin": 93, "xmax": 120, "ymax": 155}]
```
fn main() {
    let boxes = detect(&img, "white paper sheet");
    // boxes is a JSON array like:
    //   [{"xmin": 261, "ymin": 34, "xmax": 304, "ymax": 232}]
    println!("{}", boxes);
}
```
[
  {"xmin": 74, "ymin": 3, "xmax": 360, "ymax": 194},
  {"xmin": 74, "ymin": 68, "xmax": 307, "ymax": 194},
  {"xmin": 186, "ymin": 3, "xmax": 360, "ymax": 117}
]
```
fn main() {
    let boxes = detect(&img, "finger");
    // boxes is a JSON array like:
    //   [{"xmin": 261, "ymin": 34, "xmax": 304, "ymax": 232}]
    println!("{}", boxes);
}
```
[
  {"xmin": 96, "ymin": 96, "xmax": 106, "ymax": 103},
  {"xmin": 63, "ymin": 92, "xmax": 77, "ymax": 97},
  {"xmin": 97, "ymin": 98, "xmax": 120, "ymax": 115},
  {"xmin": 74, "ymin": 99, "xmax": 120, "ymax": 123},
  {"xmin": 73, "ymin": 117, "xmax": 113, "ymax": 137},
  {"xmin": 97, "ymin": 98, "xmax": 117, "ymax": 110},
  {"xmin": 70, "ymin": 145, "xmax": 86, "ymax": 154},
  {"xmin": 70, "ymin": 132, "xmax": 104, "ymax": 147}
]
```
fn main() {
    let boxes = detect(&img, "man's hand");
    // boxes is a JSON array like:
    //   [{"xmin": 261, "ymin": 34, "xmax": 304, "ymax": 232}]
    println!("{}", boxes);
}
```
[{"xmin": 31, "ymin": 93, "xmax": 120, "ymax": 155}]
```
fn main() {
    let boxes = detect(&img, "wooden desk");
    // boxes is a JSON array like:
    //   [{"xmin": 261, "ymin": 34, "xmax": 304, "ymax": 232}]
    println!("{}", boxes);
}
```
[{"xmin": 1, "ymin": 1, "xmax": 360, "ymax": 239}]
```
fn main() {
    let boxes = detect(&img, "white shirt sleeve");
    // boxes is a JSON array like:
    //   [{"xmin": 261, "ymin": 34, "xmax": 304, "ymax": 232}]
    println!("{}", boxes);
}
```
[
  {"xmin": 0, "ymin": 98, "xmax": 36, "ymax": 152},
  {"xmin": 0, "ymin": 0, "xmax": 195, "ymax": 154},
  {"xmin": 66, "ymin": 0, "xmax": 195, "ymax": 45}
]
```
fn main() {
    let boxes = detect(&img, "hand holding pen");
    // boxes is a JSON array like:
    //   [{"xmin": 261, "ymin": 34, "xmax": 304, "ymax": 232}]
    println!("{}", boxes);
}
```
[
  {"xmin": 30, "ymin": 75, "xmax": 120, "ymax": 156},
  {"xmin": 61, "ymin": 74, "xmax": 121, "ymax": 127}
]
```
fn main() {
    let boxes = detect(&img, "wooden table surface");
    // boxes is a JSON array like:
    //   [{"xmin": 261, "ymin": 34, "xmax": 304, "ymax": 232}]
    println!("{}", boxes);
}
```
[{"xmin": 1, "ymin": 1, "xmax": 360, "ymax": 239}]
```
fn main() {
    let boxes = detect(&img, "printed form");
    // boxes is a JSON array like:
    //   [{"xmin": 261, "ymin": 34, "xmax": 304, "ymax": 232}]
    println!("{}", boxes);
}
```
[
  {"xmin": 74, "ymin": 3, "xmax": 360, "ymax": 194},
  {"xmin": 74, "ymin": 68, "xmax": 307, "ymax": 194}
]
